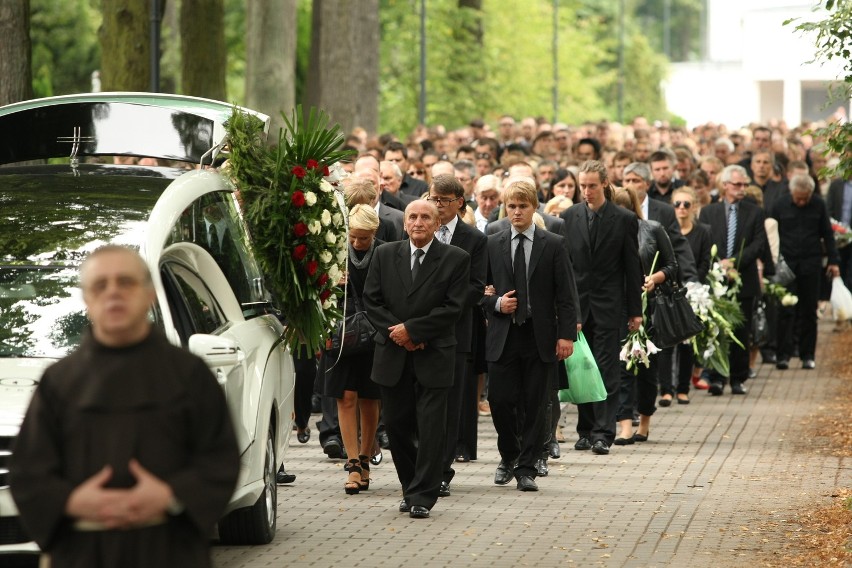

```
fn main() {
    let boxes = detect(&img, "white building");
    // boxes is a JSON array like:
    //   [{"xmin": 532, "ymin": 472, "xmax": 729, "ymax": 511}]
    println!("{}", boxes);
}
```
[{"xmin": 664, "ymin": 0, "xmax": 850, "ymax": 129}]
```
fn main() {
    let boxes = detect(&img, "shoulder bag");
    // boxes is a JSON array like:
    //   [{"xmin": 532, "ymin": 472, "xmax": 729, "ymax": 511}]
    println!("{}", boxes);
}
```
[
  {"xmin": 650, "ymin": 282, "xmax": 705, "ymax": 349},
  {"xmin": 325, "ymin": 288, "xmax": 376, "ymax": 357}
]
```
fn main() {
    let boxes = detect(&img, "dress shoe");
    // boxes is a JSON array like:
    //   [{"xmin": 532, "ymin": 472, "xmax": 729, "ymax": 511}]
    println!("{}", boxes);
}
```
[
  {"xmin": 761, "ymin": 351, "xmax": 777, "ymax": 365},
  {"xmin": 591, "ymin": 440, "xmax": 610, "ymax": 455},
  {"xmin": 398, "ymin": 500, "xmax": 410, "ymax": 513},
  {"xmin": 692, "ymin": 375, "xmax": 710, "ymax": 390},
  {"xmin": 322, "ymin": 437, "xmax": 345, "ymax": 459},
  {"xmin": 776, "ymin": 359, "xmax": 789, "ymax": 370},
  {"xmin": 802, "ymin": 359, "xmax": 816, "ymax": 370},
  {"xmin": 297, "ymin": 427, "xmax": 311, "ymax": 444},
  {"xmin": 438, "ymin": 481, "xmax": 451, "ymax": 497},
  {"xmin": 658, "ymin": 395, "xmax": 673, "ymax": 407},
  {"xmin": 708, "ymin": 381, "xmax": 724, "ymax": 396},
  {"xmin": 535, "ymin": 457, "xmax": 549, "ymax": 477},
  {"xmin": 276, "ymin": 466, "xmax": 296, "ymax": 484},
  {"xmin": 310, "ymin": 393, "xmax": 322, "ymax": 414},
  {"xmin": 494, "ymin": 461, "xmax": 514, "ymax": 485},
  {"xmin": 677, "ymin": 394, "xmax": 690, "ymax": 405},
  {"xmin": 376, "ymin": 431, "xmax": 390, "ymax": 449},
  {"xmin": 409, "ymin": 505, "xmax": 430, "ymax": 519},
  {"xmin": 516, "ymin": 475, "xmax": 539, "ymax": 492},
  {"xmin": 370, "ymin": 449, "xmax": 383, "ymax": 466},
  {"xmin": 574, "ymin": 437, "xmax": 592, "ymax": 451},
  {"xmin": 613, "ymin": 436, "xmax": 634, "ymax": 446},
  {"xmin": 730, "ymin": 382, "xmax": 747, "ymax": 395},
  {"xmin": 632, "ymin": 432, "xmax": 649, "ymax": 442},
  {"xmin": 547, "ymin": 440, "xmax": 561, "ymax": 459},
  {"xmin": 748, "ymin": 368, "xmax": 757, "ymax": 379}
]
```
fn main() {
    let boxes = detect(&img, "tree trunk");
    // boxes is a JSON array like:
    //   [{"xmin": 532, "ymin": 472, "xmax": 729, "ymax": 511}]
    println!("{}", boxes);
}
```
[
  {"xmin": 304, "ymin": 0, "xmax": 379, "ymax": 135},
  {"xmin": 99, "ymin": 0, "xmax": 150, "ymax": 91},
  {"xmin": 245, "ymin": 0, "xmax": 296, "ymax": 136},
  {"xmin": 0, "ymin": 0, "xmax": 33, "ymax": 106},
  {"xmin": 181, "ymin": 0, "xmax": 226, "ymax": 100}
]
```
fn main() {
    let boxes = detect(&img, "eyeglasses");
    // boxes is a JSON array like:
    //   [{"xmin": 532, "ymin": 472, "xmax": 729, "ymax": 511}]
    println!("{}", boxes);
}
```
[
  {"xmin": 673, "ymin": 201, "xmax": 692, "ymax": 209},
  {"xmin": 426, "ymin": 196, "xmax": 460, "ymax": 206},
  {"xmin": 725, "ymin": 181, "xmax": 749, "ymax": 188},
  {"xmin": 475, "ymin": 152, "xmax": 492, "ymax": 160},
  {"xmin": 409, "ymin": 170, "xmax": 425, "ymax": 176}
]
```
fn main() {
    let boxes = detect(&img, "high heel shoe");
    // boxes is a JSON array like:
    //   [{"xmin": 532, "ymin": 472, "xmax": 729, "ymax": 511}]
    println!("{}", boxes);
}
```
[
  {"xmin": 358, "ymin": 454, "xmax": 371, "ymax": 491},
  {"xmin": 344, "ymin": 459, "xmax": 362, "ymax": 494}
]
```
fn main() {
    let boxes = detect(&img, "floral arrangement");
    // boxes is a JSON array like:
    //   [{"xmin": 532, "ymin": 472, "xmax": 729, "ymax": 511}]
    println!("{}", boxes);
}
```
[
  {"xmin": 620, "ymin": 253, "xmax": 660, "ymax": 374},
  {"xmin": 830, "ymin": 218, "xmax": 852, "ymax": 249},
  {"xmin": 224, "ymin": 106, "xmax": 354, "ymax": 353},
  {"xmin": 763, "ymin": 279, "xmax": 799, "ymax": 307},
  {"xmin": 685, "ymin": 245, "xmax": 744, "ymax": 376}
]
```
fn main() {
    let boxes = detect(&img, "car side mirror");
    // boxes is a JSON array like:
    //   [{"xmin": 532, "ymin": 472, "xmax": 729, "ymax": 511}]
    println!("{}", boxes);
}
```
[{"xmin": 189, "ymin": 334, "xmax": 241, "ymax": 368}]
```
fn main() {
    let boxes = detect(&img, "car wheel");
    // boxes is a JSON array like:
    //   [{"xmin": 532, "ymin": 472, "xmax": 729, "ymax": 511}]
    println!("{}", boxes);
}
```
[{"xmin": 218, "ymin": 421, "xmax": 277, "ymax": 545}]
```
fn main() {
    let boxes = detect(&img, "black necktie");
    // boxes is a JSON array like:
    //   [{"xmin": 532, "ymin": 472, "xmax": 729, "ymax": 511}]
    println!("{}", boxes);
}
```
[
  {"xmin": 514, "ymin": 234, "xmax": 528, "ymax": 324},
  {"xmin": 412, "ymin": 248, "xmax": 424, "ymax": 281},
  {"xmin": 588, "ymin": 211, "xmax": 597, "ymax": 249}
]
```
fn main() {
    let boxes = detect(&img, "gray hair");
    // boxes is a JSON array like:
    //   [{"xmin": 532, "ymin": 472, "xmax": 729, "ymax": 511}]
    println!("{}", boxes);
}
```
[
  {"xmin": 623, "ymin": 162, "xmax": 651, "ymax": 183},
  {"xmin": 714, "ymin": 137, "xmax": 735, "ymax": 153},
  {"xmin": 453, "ymin": 159, "xmax": 476, "ymax": 180},
  {"xmin": 789, "ymin": 173, "xmax": 815, "ymax": 195},
  {"xmin": 719, "ymin": 164, "xmax": 749, "ymax": 185},
  {"xmin": 474, "ymin": 174, "xmax": 500, "ymax": 195},
  {"xmin": 380, "ymin": 160, "xmax": 403, "ymax": 179}
]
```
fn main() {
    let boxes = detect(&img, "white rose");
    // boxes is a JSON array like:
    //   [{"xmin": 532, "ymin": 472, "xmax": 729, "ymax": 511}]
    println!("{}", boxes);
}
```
[
  {"xmin": 323, "ymin": 298, "xmax": 336, "ymax": 310},
  {"xmin": 320, "ymin": 180, "xmax": 334, "ymax": 193},
  {"xmin": 320, "ymin": 250, "xmax": 333, "ymax": 264},
  {"xmin": 325, "ymin": 231, "xmax": 337, "ymax": 244},
  {"xmin": 305, "ymin": 191, "xmax": 317, "ymax": 206},
  {"xmin": 309, "ymin": 220, "xmax": 322, "ymax": 234},
  {"xmin": 329, "ymin": 264, "xmax": 341, "ymax": 281},
  {"xmin": 332, "ymin": 212, "xmax": 343, "ymax": 226},
  {"xmin": 321, "ymin": 209, "xmax": 332, "ymax": 226},
  {"xmin": 337, "ymin": 249, "xmax": 348, "ymax": 263}
]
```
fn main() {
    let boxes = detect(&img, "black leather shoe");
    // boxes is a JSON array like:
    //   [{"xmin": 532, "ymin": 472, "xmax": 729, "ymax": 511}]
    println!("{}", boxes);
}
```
[
  {"xmin": 377, "ymin": 431, "xmax": 390, "ymax": 449},
  {"xmin": 516, "ymin": 476, "xmax": 539, "ymax": 492},
  {"xmin": 535, "ymin": 458, "xmax": 549, "ymax": 477},
  {"xmin": 574, "ymin": 437, "xmax": 592, "ymax": 451},
  {"xmin": 802, "ymin": 359, "xmax": 816, "ymax": 370},
  {"xmin": 761, "ymin": 351, "xmax": 777, "ymax": 365},
  {"xmin": 438, "ymin": 481, "xmax": 451, "ymax": 497},
  {"xmin": 708, "ymin": 381, "xmax": 724, "ymax": 396},
  {"xmin": 398, "ymin": 500, "xmax": 410, "ymax": 513},
  {"xmin": 730, "ymin": 382, "xmax": 747, "ymax": 395},
  {"xmin": 409, "ymin": 505, "xmax": 430, "ymax": 519},
  {"xmin": 322, "ymin": 437, "xmax": 345, "ymax": 459},
  {"xmin": 613, "ymin": 437, "xmax": 634, "ymax": 446},
  {"xmin": 494, "ymin": 461, "xmax": 514, "ymax": 485},
  {"xmin": 276, "ymin": 466, "xmax": 296, "ymax": 484},
  {"xmin": 297, "ymin": 427, "xmax": 311, "ymax": 444},
  {"xmin": 311, "ymin": 393, "xmax": 322, "ymax": 414},
  {"xmin": 370, "ymin": 449, "xmax": 383, "ymax": 466},
  {"xmin": 547, "ymin": 441, "xmax": 561, "ymax": 459},
  {"xmin": 591, "ymin": 440, "xmax": 610, "ymax": 455},
  {"xmin": 632, "ymin": 432, "xmax": 649, "ymax": 442},
  {"xmin": 776, "ymin": 359, "xmax": 789, "ymax": 370}
]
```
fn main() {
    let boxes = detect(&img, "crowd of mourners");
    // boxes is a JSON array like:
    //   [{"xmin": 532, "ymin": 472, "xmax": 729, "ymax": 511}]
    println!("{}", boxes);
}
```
[{"xmin": 279, "ymin": 112, "xmax": 848, "ymax": 507}]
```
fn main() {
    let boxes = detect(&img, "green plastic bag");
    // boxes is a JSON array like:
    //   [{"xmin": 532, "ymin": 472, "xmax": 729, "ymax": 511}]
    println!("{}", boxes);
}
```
[{"xmin": 559, "ymin": 331, "xmax": 607, "ymax": 404}]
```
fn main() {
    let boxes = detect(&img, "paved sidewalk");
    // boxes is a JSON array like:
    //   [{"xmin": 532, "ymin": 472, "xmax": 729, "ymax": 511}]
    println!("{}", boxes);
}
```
[{"xmin": 213, "ymin": 325, "xmax": 849, "ymax": 567}]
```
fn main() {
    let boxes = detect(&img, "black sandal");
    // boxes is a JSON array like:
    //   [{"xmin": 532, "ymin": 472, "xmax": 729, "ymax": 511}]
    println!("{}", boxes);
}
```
[
  {"xmin": 344, "ymin": 459, "xmax": 362, "ymax": 495},
  {"xmin": 358, "ymin": 454, "xmax": 371, "ymax": 491}
]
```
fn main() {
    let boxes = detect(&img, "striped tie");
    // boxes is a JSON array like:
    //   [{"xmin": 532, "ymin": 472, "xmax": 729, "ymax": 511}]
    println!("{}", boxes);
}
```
[{"xmin": 726, "ymin": 203, "xmax": 738, "ymax": 258}]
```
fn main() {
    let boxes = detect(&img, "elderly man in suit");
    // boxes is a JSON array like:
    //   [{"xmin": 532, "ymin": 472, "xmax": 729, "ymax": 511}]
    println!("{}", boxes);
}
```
[
  {"xmin": 699, "ymin": 164, "xmax": 769, "ymax": 394},
  {"xmin": 363, "ymin": 200, "xmax": 470, "ymax": 519},
  {"xmin": 483, "ymin": 179, "xmax": 577, "ymax": 491},
  {"xmin": 825, "ymin": 175, "xmax": 852, "ymax": 289},
  {"xmin": 560, "ymin": 160, "xmax": 643, "ymax": 455},
  {"xmin": 352, "ymin": 158, "xmax": 404, "ymax": 242},
  {"xmin": 425, "ymin": 175, "xmax": 487, "ymax": 498}
]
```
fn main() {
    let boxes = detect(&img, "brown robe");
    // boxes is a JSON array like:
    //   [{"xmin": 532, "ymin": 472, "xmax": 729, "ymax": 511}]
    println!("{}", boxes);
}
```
[{"xmin": 10, "ymin": 329, "xmax": 240, "ymax": 568}]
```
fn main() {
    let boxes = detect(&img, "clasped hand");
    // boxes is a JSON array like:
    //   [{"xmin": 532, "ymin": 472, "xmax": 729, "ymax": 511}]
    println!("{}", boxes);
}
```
[
  {"xmin": 499, "ymin": 290, "xmax": 518, "ymax": 314},
  {"xmin": 65, "ymin": 459, "xmax": 174, "ymax": 529},
  {"xmin": 389, "ymin": 323, "xmax": 425, "ymax": 351}
]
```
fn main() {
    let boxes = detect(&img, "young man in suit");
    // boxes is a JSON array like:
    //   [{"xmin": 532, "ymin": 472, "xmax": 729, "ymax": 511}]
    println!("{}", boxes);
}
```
[
  {"xmin": 699, "ymin": 165, "xmax": 769, "ymax": 394},
  {"xmin": 483, "ymin": 179, "xmax": 577, "ymax": 491},
  {"xmin": 426, "ymin": 175, "xmax": 487, "ymax": 498},
  {"xmin": 363, "ymin": 200, "xmax": 470, "ymax": 519},
  {"xmin": 560, "ymin": 160, "xmax": 643, "ymax": 455}
]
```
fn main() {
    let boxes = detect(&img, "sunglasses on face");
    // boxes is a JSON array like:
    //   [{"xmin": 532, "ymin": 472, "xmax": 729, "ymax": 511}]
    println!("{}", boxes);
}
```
[
  {"xmin": 409, "ymin": 170, "xmax": 425, "ymax": 175},
  {"xmin": 673, "ymin": 201, "xmax": 692, "ymax": 209}
]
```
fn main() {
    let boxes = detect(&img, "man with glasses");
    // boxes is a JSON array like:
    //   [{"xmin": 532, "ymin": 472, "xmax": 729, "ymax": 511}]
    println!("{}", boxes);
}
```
[{"xmin": 699, "ymin": 165, "xmax": 769, "ymax": 395}]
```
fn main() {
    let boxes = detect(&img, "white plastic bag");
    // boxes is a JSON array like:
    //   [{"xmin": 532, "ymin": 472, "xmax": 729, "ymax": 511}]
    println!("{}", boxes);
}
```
[{"xmin": 830, "ymin": 276, "xmax": 852, "ymax": 321}]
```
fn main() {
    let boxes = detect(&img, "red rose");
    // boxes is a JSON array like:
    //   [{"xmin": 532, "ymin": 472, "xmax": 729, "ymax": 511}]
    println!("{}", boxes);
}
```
[
  {"xmin": 323, "ymin": 166, "xmax": 330, "ymax": 176},
  {"xmin": 317, "ymin": 273, "xmax": 329, "ymax": 287},
  {"xmin": 291, "ymin": 190, "xmax": 306, "ymax": 207},
  {"xmin": 306, "ymin": 260, "xmax": 319, "ymax": 277},
  {"xmin": 292, "ymin": 244, "xmax": 308, "ymax": 260},
  {"xmin": 306, "ymin": 159, "xmax": 319, "ymax": 170},
  {"xmin": 292, "ymin": 166, "xmax": 307, "ymax": 179},
  {"xmin": 293, "ymin": 222, "xmax": 308, "ymax": 237},
  {"xmin": 320, "ymin": 289, "xmax": 332, "ymax": 302}
]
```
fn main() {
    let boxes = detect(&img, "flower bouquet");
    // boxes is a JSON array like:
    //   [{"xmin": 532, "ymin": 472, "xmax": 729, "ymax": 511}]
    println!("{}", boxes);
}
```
[
  {"xmin": 830, "ymin": 218, "xmax": 852, "ymax": 249},
  {"xmin": 224, "ymin": 106, "xmax": 355, "ymax": 353},
  {"xmin": 620, "ymin": 253, "xmax": 660, "ymax": 374},
  {"xmin": 763, "ymin": 279, "xmax": 798, "ymax": 307}
]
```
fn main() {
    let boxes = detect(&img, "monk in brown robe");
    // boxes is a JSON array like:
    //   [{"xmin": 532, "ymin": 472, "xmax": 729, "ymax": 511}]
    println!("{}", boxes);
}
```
[{"xmin": 10, "ymin": 245, "xmax": 239, "ymax": 568}]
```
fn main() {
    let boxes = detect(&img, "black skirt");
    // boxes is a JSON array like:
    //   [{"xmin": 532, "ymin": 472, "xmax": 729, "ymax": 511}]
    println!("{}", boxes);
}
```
[{"xmin": 323, "ymin": 350, "xmax": 380, "ymax": 400}]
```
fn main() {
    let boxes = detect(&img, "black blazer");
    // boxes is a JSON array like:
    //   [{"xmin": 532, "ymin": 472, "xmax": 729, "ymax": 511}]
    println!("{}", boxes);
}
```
[
  {"xmin": 648, "ymin": 198, "xmax": 697, "ymax": 282},
  {"xmin": 482, "ymin": 226, "xmax": 578, "ymax": 363},
  {"xmin": 376, "ymin": 205, "xmax": 404, "ymax": 242},
  {"xmin": 363, "ymin": 239, "xmax": 470, "ymax": 388},
  {"xmin": 684, "ymin": 222, "xmax": 713, "ymax": 282},
  {"xmin": 448, "ymin": 219, "xmax": 487, "ymax": 353},
  {"xmin": 825, "ymin": 178, "xmax": 846, "ymax": 222},
  {"xmin": 700, "ymin": 199, "xmax": 768, "ymax": 298},
  {"xmin": 485, "ymin": 213, "xmax": 564, "ymax": 236},
  {"xmin": 380, "ymin": 189, "xmax": 406, "ymax": 211},
  {"xmin": 400, "ymin": 174, "xmax": 429, "ymax": 198},
  {"xmin": 560, "ymin": 201, "xmax": 643, "ymax": 328}
]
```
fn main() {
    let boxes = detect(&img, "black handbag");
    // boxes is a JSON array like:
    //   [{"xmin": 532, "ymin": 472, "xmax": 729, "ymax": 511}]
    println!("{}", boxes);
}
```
[
  {"xmin": 650, "ymin": 282, "xmax": 705, "ymax": 349},
  {"xmin": 325, "ymin": 290, "xmax": 376, "ymax": 357},
  {"xmin": 771, "ymin": 254, "xmax": 795, "ymax": 287}
]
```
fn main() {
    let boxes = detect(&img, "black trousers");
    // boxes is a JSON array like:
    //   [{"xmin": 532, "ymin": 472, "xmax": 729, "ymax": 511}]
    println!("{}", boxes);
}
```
[
  {"xmin": 675, "ymin": 343, "xmax": 695, "ymax": 395},
  {"xmin": 293, "ymin": 347, "xmax": 316, "ymax": 430},
  {"xmin": 488, "ymin": 323, "xmax": 553, "ymax": 478},
  {"xmin": 381, "ymin": 354, "xmax": 449, "ymax": 510},
  {"xmin": 442, "ymin": 352, "xmax": 472, "ymax": 483},
  {"xmin": 656, "ymin": 345, "xmax": 675, "ymax": 397},
  {"xmin": 617, "ymin": 354, "xmax": 658, "ymax": 421},
  {"xmin": 576, "ymin": 314, "xmax": 621, "ymax": 445},
  {"xmin": 778, "ymin": 270, "xmax": 821, "ymax": 361}
]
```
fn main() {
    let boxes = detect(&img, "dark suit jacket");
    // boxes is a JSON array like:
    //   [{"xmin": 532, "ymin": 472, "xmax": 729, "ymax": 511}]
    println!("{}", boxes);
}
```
[
  {"xmin": 448, "ymin": 219, "xmax": 487, "ymax": 353},
  {"xmin": 400, "ymin": 174, "xmax": 429, "ymax": 198},
  {"xmin": 363, "ymin": 239, "xmax": 470, "ymax": 388},
  {"xmin": 825, "ymin": 178, "xmax": 847, "ymax": 222},
  {"xmin": 483, "ymin": 227, "xmax": 578, "ymax": 363},
  {"xmin": 647, "ymin": 198, "xmax": 698, "ymax": 282},
  {"xmin": 376, "ymin": 204, "xmax": 404, "ymax": 242},
  {"xmin": 381, "ymin": 189, "xmax": 406, "ymax": 211},
  {"xmin": 560, "ymin": 201, "xmax": 643, "ymax": 328},
  {"xmin": 700, "ymin": 198, "xmax": 768, "ymax": 298},
  {"xmin": 485, "ymin": 213, "xmax": 564, "ymax": 236}
]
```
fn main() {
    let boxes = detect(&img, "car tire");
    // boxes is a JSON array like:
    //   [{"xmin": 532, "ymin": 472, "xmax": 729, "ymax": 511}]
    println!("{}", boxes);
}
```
[{"xmin": 218, "ymin": 420, "xmax": 277, "ymax": 545}]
